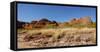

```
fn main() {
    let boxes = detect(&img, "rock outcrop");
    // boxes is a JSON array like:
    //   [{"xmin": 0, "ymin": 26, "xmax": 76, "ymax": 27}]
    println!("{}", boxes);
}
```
[
  {"xmin": 17, "ymin": 21, "xmax": 27, "ymax": 28},
  {"xmin": 17, "ymin": 16, "xmax": 93, "ymax": 29},
  {"xmin": 32, "ymin": 18, "xmax": 58, "ymax": 28},
  {"xmin": 69, "ymin": 16, "xmax": 92, "ymax": 25},
  {"xmin": 17, "ymin": 18, "xmax": 59, "ymax": 29}
]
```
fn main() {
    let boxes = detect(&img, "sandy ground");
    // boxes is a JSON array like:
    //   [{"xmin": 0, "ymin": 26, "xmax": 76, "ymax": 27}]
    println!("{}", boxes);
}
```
[{"xmin": 17, "ymin": 28, "xmax": 96, "ymax": 48}]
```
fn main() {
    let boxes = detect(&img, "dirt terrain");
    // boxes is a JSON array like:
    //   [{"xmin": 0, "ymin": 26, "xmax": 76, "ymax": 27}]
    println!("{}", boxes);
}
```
[{"xmin": 17, "ymin": 28, "xmax": 96, "ymax": 48}]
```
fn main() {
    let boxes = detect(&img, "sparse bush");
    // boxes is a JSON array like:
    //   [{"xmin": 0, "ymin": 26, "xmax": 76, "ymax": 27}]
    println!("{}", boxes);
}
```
[{"xmin": 18, "ymin": 28, "xmax": 96, "ymax": 48}]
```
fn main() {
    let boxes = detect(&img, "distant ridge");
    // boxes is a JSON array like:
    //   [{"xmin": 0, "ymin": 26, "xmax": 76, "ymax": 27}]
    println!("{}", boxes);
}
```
[{"xmin": 17, "ymin": 16, "xmax": 93, "ymax": 29}]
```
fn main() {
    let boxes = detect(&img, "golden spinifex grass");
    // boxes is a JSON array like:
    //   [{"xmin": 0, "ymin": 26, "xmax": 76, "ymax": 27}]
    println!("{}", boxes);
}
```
[{"xmin": 17, "ymin": 28, "xmax": 96, "ymax": 48}]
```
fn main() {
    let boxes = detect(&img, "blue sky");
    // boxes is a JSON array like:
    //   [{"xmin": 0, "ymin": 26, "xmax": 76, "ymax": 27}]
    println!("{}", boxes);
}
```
[{"xmin": 18, "ymin": 3, "xmax": 96, "ymax": 22}]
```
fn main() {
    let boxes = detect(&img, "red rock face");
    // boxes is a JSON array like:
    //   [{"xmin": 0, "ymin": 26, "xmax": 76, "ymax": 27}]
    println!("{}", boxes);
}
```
[
  {"xmin": 31, "ymin": 18, "xmax": 59, "ymax": 28},
  {"xmin": 23, "ymin": 23, "xmax": 33, "ymax": 30},
  {"xmin": 18, "ymin": 18, "xmax": 59, "ymax": 29},
  {"xmin": 69, "ymin": 16, "xmax": 92, "ymax": 25},
  {"xmin": 79, "ymin": 17, "xmax": 92, "ymax": 25},
  {"xmin": 70, "ymin": 18, "xmax": 79, "ymax": 24},
  {"xmin": 17, "ymin": 16, "xmax": 93, "ymax": 29}
]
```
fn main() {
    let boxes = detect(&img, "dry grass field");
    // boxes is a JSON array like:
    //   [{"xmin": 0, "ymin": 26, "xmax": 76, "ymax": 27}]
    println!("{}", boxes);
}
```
[{"xmin": 17, "ymin": 27, "xmax": 96, "ymax": 48}]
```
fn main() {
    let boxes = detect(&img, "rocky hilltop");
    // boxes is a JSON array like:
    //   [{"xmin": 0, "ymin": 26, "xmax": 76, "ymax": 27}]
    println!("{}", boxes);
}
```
[
  {"xmin": 17, "ymin": 18, "xmax": 58, "ymax": 29},
  {"xmin": 17, "ymin": 16, "xmax": 93, "ymax": 29},
  {"xmin": 69, "ymin": 16, "xmax": 92, "ymax": 25}
]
